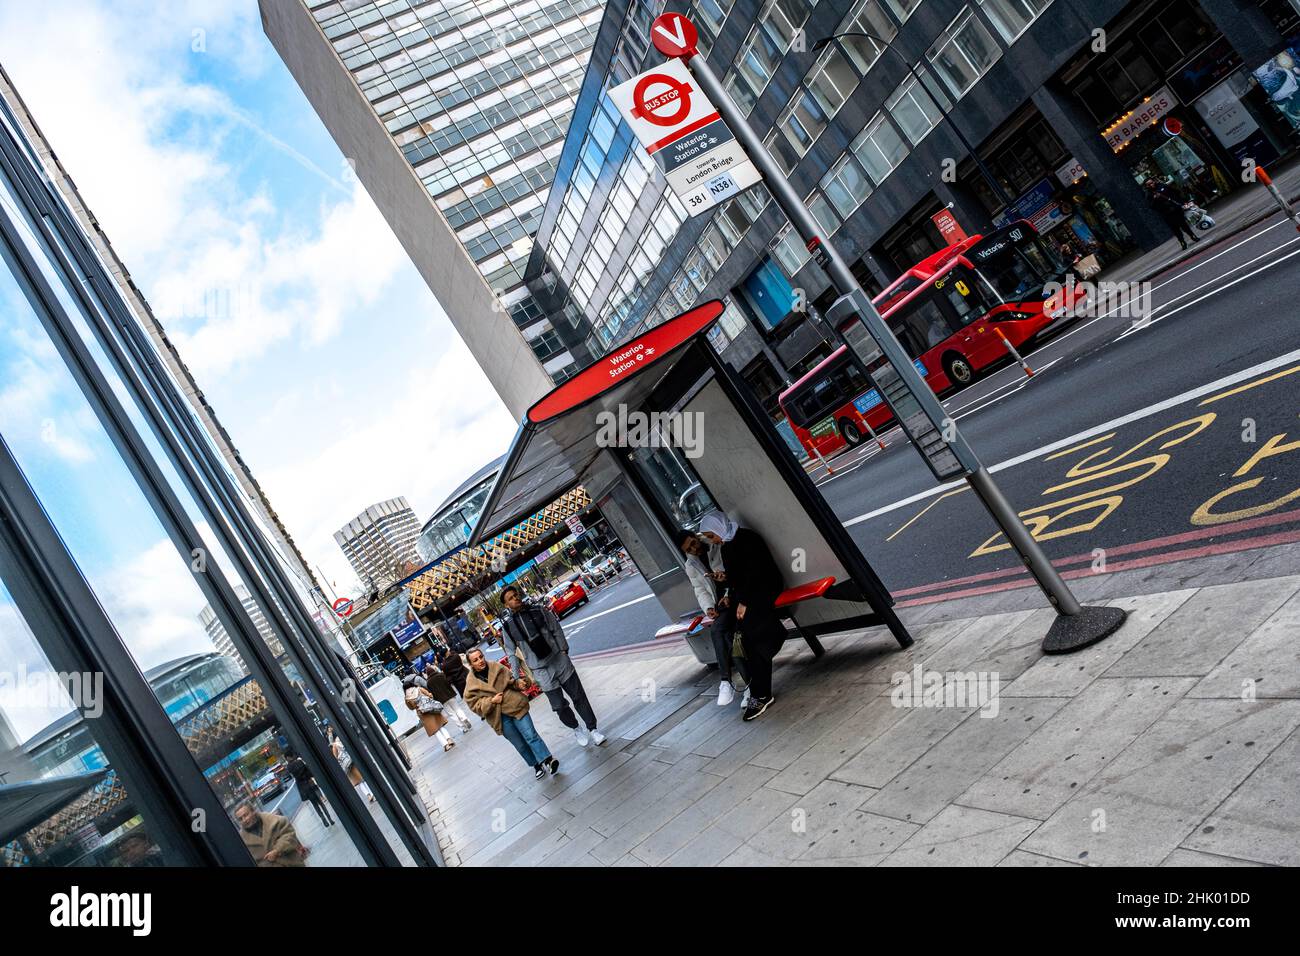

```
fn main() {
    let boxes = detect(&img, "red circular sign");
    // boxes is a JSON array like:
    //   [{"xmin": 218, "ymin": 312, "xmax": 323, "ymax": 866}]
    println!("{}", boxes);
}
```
[
  {"xmin": 1163, "ymin": 117, "xmax": 1183, "ymax": 136},
  {"xmin": 332, "ymin": 597, "xmax": 354, "ymax": 617},
  {"xmin": 630, "ymin": 72, "xmax": 693, "ymax": 127},
  {"xmin": 651, "ymin": 13, "xmax": 698, "ymax": 58}
]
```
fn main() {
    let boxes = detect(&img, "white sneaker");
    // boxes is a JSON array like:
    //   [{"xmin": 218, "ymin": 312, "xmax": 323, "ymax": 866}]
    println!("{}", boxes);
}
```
[
  {"xmin": 716, "ymin": 680, "xmax": 735, "ymax": 706},
  {"xmin": 573, "ymin": 727, "xmax": 590, "ymax": 747},
  {"xmin": 740, "ymin": 688, "xmax": 751, "ymax": 708},
  {"xmin": 588, "ymin": 728, "xmax": 607, "ymax": 746}
]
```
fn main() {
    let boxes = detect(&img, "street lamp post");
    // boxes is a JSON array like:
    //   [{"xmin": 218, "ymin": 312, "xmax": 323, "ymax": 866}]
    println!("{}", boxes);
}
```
[
  {"xmin": 811, "ymin": 31, "xmax": 1015, "ymax": 209},
  {"xmin": 662, "ymin": 21, "xmax": 1125, "ymax": 653}
]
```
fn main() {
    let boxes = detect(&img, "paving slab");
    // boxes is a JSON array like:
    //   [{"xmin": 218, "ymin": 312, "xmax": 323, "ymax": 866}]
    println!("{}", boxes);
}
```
[
  {"xmin": 1188, "ymin": 589, "xmax": 1300, "ymax": 699},
  {"xmin": 882, "ymin": 805, "xmax": 1041, "ymax": 866},
  {"xmin": 1018, "ymin": 698, "xmax": 1300, "ymax": 866},
  {"xmin": 958, "ymin": 677, "xmax": 1197, "ymax": 820}
]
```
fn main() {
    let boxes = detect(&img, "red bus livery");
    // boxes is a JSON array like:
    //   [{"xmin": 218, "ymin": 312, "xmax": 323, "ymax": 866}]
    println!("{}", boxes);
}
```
[{"xmin": 779, "ymin": 222, "xmax": 1085, "ymax": 460}]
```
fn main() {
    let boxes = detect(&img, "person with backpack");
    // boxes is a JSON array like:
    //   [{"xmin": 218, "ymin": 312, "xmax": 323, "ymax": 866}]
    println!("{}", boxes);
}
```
[{"xmin": 496, "ymin": 583, "xmax": 606, "ymax": 748}]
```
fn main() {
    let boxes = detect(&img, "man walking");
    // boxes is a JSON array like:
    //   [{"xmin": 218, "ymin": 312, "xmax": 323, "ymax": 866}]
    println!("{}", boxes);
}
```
[
  {"xmin": 1144, "ymin": 178, "xmax": 1199, "ymax": 250},
  {"xmin": 497, "ymin": 584, "xmax": 606, "ymax": 747},
  {"xmin": 284, "ymin": 751, "xmax": 334, "ymax": 828}
]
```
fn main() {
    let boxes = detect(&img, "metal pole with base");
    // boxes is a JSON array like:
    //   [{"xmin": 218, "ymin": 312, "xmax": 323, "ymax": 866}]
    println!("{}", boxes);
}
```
[{"xmin": 678, "ymin": 38, "xmax": 1125, "ymax": 654}]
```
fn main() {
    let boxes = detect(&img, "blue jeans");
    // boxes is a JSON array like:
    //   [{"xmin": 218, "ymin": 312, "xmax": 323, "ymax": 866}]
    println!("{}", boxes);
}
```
[{"xmin": 500, "ymin": 713, "xmax": 552, "ymax": 767}]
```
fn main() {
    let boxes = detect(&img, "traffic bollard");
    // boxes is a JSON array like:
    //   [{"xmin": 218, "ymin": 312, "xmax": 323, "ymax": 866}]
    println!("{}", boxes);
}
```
[
  {"xmin": 995, "ymin": 327, "xmax": 1034, "ymax": 378},
  {"xmin": 1255, "ymin": 166, "xmax": 1300, "ymax": 233},
  {"xmin": 863, "ymin": 418, "xmax": 887, "ymax": 451}
]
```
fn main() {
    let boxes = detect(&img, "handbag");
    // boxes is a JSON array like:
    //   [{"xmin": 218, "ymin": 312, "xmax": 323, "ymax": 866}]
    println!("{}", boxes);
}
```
[
  {"xmin": 416, "ymin": 691, "xmax": 443, "ymax": 715},
  {"xmin": 731, "ymin": 630, "xmax": 746, "ymax": 660}
]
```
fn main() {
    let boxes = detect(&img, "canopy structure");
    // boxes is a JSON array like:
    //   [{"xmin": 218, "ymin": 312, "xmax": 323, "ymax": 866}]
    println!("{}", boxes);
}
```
[{"xmin": 469, "ymin": 300, "xmax": 724, "ymax": 546}]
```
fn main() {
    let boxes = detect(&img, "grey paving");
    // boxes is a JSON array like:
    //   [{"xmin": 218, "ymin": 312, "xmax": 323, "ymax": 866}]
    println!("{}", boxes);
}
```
[{"xmin": 398, "ymin": 572, "xmax": 1300, "ymax": 867}]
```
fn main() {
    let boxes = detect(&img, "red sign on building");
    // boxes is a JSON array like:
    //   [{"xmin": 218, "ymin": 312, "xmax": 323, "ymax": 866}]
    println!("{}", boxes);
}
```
[{"xmin": 931, "ymin": 208, "xmax": 969, "ymax": 243}]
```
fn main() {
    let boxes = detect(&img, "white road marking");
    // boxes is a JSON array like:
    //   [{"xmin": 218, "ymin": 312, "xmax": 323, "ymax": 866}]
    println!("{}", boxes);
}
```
[
  {"xmin": 843, "ymin": 344, "xmax": 1300, "ymax": 527},
  {"xmin": 1115, "ymin": 244, "xmax": 1300, "ymax": 341},
  {"xmin": 565, "ymin": 592, "xmax": 657, "ymax": 626}
]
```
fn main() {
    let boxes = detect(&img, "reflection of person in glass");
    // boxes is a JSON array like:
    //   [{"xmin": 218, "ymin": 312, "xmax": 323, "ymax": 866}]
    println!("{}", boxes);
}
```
[
  {"xmin": 234, "ymin": 801, "xmax": 307, "ymax": 867},
  {"xmin": 113, "ymin": 830, "xmax": 164, "ymax": 867},
  {"xmin": 680, "ymin": 527, "xmax": 749, "ymax": 709},
  {"xmin": 698, "ymin": 512, "xmax": 786, "ymax": 722}
]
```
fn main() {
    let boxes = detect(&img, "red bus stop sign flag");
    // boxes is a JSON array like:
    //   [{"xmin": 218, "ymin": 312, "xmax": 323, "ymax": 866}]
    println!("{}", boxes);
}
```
[{"xmin": 651, "ymin": 13, "xmax": 698, "ymax": 57}]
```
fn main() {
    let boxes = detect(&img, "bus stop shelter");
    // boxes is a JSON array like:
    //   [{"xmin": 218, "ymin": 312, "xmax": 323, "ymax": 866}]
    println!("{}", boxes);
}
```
[{"xmin": 469, "ymin": 301, "xmax": 913, "ymax": 660}]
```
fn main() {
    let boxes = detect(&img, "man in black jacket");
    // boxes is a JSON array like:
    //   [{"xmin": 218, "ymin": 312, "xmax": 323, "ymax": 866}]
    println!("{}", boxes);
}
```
[
  {"xmin": 1144, "ymin": 178, "xmax": 1199, "ymax": 250},
  {"xmin": 699, "ymin": 513, "xmax": 786, "ymax": 722},
  {"xmin": 498, "ymin": 584, "xmax": 606, "ymax": 747}
]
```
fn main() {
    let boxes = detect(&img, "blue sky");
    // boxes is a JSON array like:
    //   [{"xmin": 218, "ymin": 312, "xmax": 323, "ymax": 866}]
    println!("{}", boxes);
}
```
[{"xmin": 0, "ymin": 0, "xmax": 520, "ymax": 594}]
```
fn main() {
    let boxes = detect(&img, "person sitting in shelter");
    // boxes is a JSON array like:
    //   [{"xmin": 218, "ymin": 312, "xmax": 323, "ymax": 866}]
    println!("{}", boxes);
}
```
[
  {"xmin": 680, "ymin": 527, "xmax": 749, "ymax": 709},
  {"xmin": 698, "ymin": 511, "xmax": 787, "ymax": 722}
]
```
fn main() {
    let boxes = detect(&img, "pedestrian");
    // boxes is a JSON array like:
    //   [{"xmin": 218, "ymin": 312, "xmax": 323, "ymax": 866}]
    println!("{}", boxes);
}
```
[
  {"xmin": 234, "ymin": 801, "xmax": 308, "ymax": 867},
  {"xmin": 497, "ymin": 583, "xmax": 607, "ymax": 748},
  {"xmin": 435, "ymin": 641, "xmax": 470, "ymax": 695},
  {"xmin": 421, "ymin": 659, "xmax": 474, "ymax": 732},
  {"xmin": 462, "ymin": 647, "xmax": 559, "ymax": 780},
  {"xmin": 679, "ymin": 527, "xmax": 749, "ymax": 708},
  {"xmin": 698, "ymin": 511, "xmax": 786, "ymax": 722},
  {"xmin": 1144, "ymin": 178, "xmax": 1199, "ymax": 250},
  {"xmin": 285, "ymin": 750, "xmax": 334, "ymax": 828},
  {"xmin": 328, "ymin": 726, "xmax": 375, "ymax": 803},
  {"xmin": 403, "ymin": 674, "xmax": 457, "ymax": 752}
]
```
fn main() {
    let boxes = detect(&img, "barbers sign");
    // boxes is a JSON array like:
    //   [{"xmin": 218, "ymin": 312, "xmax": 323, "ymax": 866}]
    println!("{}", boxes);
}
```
[{"xmin": 607, "ymin": 57, "xmax": 762, "ymax": 216}]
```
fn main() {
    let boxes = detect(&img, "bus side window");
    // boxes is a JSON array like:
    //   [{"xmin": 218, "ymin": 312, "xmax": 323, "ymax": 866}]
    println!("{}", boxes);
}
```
[{"xmin": 897, "ymin": 297, "xmax": 950, "ymax": 357}]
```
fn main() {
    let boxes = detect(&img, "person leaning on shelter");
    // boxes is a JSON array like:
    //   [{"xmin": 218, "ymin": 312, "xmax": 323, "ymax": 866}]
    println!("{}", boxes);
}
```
[
  {"xmin": 234, "ymin": 801, "xmax": 307, "ymax": 867},
  {"xmin": 680, "ymin": 527, "xmax": 749, "ymax": 709},
  {"xmin": 698, "ymin": 511, "xmax": 786, "ymax": 722},
  {"xmin": 497, "ymin": 584, "xmax": 606, "ymax": 747},
  {"xmin": 462, "ymin": 647, "xmax": 559, "ymax": 780}
]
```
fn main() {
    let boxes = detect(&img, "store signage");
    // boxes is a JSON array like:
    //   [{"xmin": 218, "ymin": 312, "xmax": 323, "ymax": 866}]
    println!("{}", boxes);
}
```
[
  {"xmin": 332, "ymin": 597, "xmax": 354, "ymax": 617},
  {"xmin": 1055, "ymin": 156, "xmax": 1087, "ymax": 186},
  {"xmin": 1194, "ymin": 78, "xmax": 1261, "ymax": 150},
  {"xmin": 931, "ymin": 208, "xmax": 969, "ymax": 243},
  {"xmin": 607, "ymin": 57, "xmax": 762, "ymax": 216},
  {"xmin": 392, "ymin": 619, "xmax": 422, "ymax": 644},
  {"xmin": 1104, "ymin": 87, "xmax": 1177, "ymax": 152},
  {"xmin": 565, "ymin": 515, "xmax": 586, "ymax": 537},
  {"xmin": 994, "ymin": 178, "xmax": 1057, "ymax": 229}
]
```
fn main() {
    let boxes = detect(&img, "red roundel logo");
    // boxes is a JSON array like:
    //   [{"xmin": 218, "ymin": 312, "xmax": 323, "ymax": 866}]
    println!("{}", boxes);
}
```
[
  {"xmin": 630, "ymin": 72, "xmax": 693, "ymax": 127},
  {"xmin": 651, "ymin": 13, "xmax": 699, "ymax": 58}
]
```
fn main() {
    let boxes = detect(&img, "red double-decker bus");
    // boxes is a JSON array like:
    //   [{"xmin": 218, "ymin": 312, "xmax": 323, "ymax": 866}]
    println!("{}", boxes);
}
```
[{"xmin": 780, "ymin": 222, "xmax": 1084, "ymax": 460}]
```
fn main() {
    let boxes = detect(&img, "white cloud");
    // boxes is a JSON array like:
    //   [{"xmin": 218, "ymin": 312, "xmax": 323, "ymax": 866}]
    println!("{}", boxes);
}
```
[{"xmin": 0, "ymin": 0, "xmax": 522, "ymax": 598}]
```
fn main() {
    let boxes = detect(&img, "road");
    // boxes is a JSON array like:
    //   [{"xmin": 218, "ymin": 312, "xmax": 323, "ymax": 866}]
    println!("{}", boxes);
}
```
[
  {"xmin": 811, "ymin": 213, "xmax": 1300, "ymax": 602},
  {"xmin": 559, "ymin": 214, "xmax": 1300, "ymax": 650}
]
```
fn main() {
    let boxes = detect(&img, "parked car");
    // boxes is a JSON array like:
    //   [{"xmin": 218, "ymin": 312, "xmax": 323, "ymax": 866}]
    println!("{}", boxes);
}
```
[
  {"xmin": 579, "ymin": 557, "xmax": 610, "ymax": 587},
  {"xmin": 546, "ymin": 579, "xmax": 588, "ymax": 617},
  {"xmin": 252, "ymin": 771, "xmax": 283, "ymax": 803}
]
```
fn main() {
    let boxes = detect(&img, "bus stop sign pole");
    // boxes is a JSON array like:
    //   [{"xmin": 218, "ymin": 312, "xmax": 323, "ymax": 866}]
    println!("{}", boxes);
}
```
[{"xmin": 659, "ymin": 15, "xmax": 1125, "ymax": 654}]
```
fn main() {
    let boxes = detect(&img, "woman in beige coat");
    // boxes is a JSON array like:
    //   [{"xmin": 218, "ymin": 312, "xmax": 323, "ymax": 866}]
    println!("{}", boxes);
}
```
[
  {"xmin": 404, "ymin": 675, "xmax": 455, "ymax": 751},
  {"xmin": 463, "ymin": 648, "xmax": 558, "ymax": 780}
]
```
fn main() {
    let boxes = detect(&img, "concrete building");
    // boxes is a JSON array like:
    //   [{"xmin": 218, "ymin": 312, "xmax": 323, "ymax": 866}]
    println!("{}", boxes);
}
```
[
  {"xmin": 199, "ymin": 584, "xmax": 287, "ymax": 668},
  {"xmin": 334, "ymin": 496, "xmax": 423, "ymax": 589},
  {"xmin": 524, "ymin": 0, "xmax": 1300, "ymax": 414},
  {"xmin": 259, "ymin": 0, "xmax": 609, "ymax": 415}
]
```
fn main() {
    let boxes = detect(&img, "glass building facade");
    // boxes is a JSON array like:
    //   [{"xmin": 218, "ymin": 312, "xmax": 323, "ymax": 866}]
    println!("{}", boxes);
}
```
[
  {"xmin": 0, "ymin": 73, "xmax": 440, "ymax": 867},
  {"xmin": 527, "ymin": 0, "xmax": 1300, "ymax": 417},
  {"xmin": 302, "ymin": 0, "xmax": 607, "ymax": 381}
]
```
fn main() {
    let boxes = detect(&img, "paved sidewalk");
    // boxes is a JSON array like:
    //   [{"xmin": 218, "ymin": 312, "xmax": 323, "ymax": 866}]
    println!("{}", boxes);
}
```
[
  {"xmin": 1100, "ymin": 156, "xmax": 1300, "ymax": 286},
  {"xmin": 405, "ymin": 547, "xmax": 1300, "ymax": 867}
]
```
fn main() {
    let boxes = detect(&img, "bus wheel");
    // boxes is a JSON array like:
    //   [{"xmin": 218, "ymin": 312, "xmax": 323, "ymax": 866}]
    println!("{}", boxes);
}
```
[
  {"xmin": 839, "ymin": 419, "xmax": 863, "ymax": 446},
  {"xmin": 943, "ymin": 354, "xmax": 975, "ymax": 389}
]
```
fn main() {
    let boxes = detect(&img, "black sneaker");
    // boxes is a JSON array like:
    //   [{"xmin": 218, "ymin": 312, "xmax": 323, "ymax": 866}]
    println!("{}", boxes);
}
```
[
  {"xmin": 546, "ymin": 756, "xmax": 561, "ymax": 775},
  {"xmin": 534, "ymin": 764, "xmax": 546, "ymax": 780},
  {"xmin": 742, "ymin": 695, "xmax": 774, "ymax": 722}
]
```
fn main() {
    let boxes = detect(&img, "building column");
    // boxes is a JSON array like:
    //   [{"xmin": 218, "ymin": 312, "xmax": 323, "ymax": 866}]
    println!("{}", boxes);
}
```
[
  {"xmin": 1031, "ymin": 82, "xmax": 1169, "ymax": 251},
  {"xmin": 932, "ymin": 179, "xmax": 997, "ymax": 237},
  {"xmin": 1202, "ymin": 0, "xmax": 1286, "ymax": 67}
]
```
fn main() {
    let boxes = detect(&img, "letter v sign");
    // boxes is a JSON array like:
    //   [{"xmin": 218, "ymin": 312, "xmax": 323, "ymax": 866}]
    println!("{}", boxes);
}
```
[{"xmin": 651, "ymin": 13, "xmax": 698, "ymax": 58}]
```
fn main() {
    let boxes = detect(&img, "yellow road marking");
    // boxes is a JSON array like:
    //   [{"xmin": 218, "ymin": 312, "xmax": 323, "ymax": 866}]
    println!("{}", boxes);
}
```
[
  {"xmin": 1198, "ymin": 365, "xmax": 1300, "ymax": 406},
  {"xmin": 1044, "ymin": 432, "xmax": 1115, "ymax": 461},
  {"xmin": 887, "ymin": 487, "xmax": 969, "ymax": 542}
]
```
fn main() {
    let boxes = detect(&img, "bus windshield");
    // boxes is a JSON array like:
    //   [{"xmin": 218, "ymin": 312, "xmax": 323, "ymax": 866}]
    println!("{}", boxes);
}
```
[{"xmin": 968, "ymin": 229, "xmax": 1067, "ymax": 304}]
